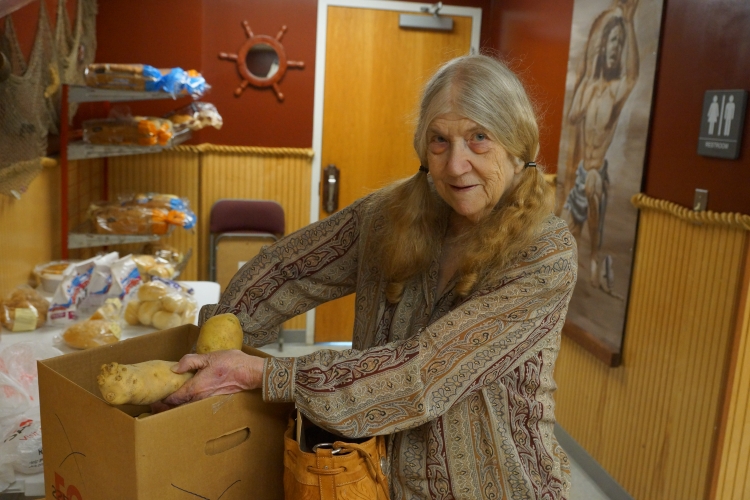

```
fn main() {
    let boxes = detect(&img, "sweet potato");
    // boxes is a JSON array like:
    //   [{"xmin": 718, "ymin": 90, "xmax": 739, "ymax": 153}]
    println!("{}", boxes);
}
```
[
  {"xmin": 196, "ymin": 313, "xmax": 243, "ymax": 354},
  {"xmin": 97, "ymin": 360, "xmax": 193, "ymax": 405}
]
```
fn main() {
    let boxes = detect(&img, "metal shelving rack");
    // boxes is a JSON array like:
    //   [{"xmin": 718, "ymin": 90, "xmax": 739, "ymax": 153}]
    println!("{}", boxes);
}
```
[{"xmin": 60, "ymin": 84, "xmax": 191, "ymax": 257}]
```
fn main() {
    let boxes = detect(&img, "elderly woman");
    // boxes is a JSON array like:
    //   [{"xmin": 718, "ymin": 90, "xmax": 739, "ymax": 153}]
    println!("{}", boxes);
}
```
[{"xmin": 166, "ymin": 54, "xmax": 577, "ymax": 499}]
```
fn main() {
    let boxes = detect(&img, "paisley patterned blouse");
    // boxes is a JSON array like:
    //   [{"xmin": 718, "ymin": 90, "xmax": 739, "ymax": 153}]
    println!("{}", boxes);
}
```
[{"xmin": 200, "ymin": 193, "xmax": 577, "ymax": 499}]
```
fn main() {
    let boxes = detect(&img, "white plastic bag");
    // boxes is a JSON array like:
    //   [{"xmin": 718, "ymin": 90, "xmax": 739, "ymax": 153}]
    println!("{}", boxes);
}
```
[{"xmin": 0, "ymin": 341, "xmax": 63, "ymax": 491}]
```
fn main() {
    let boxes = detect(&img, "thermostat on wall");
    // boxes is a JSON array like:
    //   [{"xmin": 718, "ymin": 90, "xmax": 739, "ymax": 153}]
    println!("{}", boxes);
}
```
[{"xmin": 698, "ymin": 90, "xmax": 747, "ymax": 160}]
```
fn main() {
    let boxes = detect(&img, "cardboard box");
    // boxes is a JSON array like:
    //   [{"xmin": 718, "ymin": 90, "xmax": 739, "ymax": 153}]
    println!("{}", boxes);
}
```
[{"xmin": 38, "ymin": 324, "xmax": 292, "ymax": 499}]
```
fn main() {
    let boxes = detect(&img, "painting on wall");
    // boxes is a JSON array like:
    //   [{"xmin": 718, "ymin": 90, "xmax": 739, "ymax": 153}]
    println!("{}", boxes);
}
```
[{"xmin": 556, "ymin": 0, "xmax": 664, "ymax": 356}]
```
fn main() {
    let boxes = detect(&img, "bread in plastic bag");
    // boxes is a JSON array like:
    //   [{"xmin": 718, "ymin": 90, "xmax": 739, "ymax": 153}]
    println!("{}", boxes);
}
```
[
  {"xmin": 132, "ymin": 254, "xmax": 176, "ymax": 280},
  {"xmin": 125, "ymin": 278, "xmax": 197, "ymax": 328},
  {"xmin": 84, "ymin": 63, "xmax": 208, "ymax": 98},
  {"xmin": 165, "ymin": 101, "xmax": 223, "ymax": 131},
  {"xmin": 48, "ymin": 256, "xmax": 99, "ymax": 325},
  {"xmin": 61, "ymin": 298, "xmax": 123, "ymax": 349},
  {"xmin": 83, "ymin": 116, "xmax": 174, "ymax": 147},
  {"xmin": 61, "ymin": 319, "xmax": 122, "ymax": 349},
  {"xmin": 0, "ymin": 286, "xmax": 50, "ymax": 332},
  {"xmin": 88, "ymin": 192, "xmax": 196, "ymax": 236}
]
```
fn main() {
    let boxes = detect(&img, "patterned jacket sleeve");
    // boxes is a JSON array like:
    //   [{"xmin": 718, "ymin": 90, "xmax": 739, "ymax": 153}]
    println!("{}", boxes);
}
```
[
  {"xmin": 263, "ymin": 220, "xmax": 577, "ymax": 437},
  {"xmin": 198, "ymin": 197, "xmax": 367, "ymax": 346}
]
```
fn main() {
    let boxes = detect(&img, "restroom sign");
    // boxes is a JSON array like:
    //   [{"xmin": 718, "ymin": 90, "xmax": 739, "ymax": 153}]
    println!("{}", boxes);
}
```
[{"xmin": 698, "ymin": 90, "xmax": 747, "ymax": 159}]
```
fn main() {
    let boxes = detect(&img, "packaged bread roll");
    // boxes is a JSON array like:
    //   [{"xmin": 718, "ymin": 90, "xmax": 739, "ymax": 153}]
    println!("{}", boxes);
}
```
[
  {"xmin": 137, "ymin": 300, "xmax": 162, "ymax": 326},
  {"xmin": 0, "ymin": 286, "xmax": 50, "ymax": 331},
  {"xmin": 123, "ymin": 299, "xmax": 140, "ymax": 326},
  {"xmin": 152, "ymin": 311, "xmax": 181, "ymax": 330},
  {"xmin": 62, "ymin": 320, "xmax": 121, "ymax": 349},
  {"xmin": 137, "ymin": 281, "xmax": 169, "ymax": 301}
]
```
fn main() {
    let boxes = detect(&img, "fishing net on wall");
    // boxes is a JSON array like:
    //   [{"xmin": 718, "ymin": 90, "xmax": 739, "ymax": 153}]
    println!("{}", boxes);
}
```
[
  {"xmin": 0, "ymin": 0, "xmax": 97, "ymax": 199},
  {"xmin": 51, "ymin": 0, "xmax": 97, "ymax": 131}
]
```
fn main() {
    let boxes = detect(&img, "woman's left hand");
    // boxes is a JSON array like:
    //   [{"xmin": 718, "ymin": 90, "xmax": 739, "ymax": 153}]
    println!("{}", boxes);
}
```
[{"xmin": 162, "ymin": 350, "xmax": 264, "ymax": 406}]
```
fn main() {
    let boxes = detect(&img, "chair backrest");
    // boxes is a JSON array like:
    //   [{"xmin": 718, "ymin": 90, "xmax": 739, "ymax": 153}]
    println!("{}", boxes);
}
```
[{"xmin": 209, "ymin": 199, "xmax": 285, "ymax": 236}]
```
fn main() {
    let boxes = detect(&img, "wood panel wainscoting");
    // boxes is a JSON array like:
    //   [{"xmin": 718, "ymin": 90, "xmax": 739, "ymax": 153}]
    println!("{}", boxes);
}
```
[
  {"xmin": 107, "ymin": 145, "xmax": 312, "ymax": 332},
  {"xmin": 554, "ymin": 193, "xmax": 750, "ymax": 500}
]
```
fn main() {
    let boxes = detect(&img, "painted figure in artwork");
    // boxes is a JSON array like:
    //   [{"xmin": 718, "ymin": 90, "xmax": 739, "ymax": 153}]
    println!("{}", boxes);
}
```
[{"xmin": 560, "ymin": 0, "xmax": 639, "ymax": 293}]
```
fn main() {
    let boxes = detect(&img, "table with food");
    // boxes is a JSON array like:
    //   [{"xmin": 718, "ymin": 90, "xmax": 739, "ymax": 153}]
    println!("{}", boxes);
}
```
[{"xmin": 0, "ymin": 250, "xmax": 220, "ymax": 497}]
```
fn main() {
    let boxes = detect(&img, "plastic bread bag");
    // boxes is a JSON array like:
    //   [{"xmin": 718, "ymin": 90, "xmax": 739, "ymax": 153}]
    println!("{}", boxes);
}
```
[
  {"xmin": 61, "ymin": 319, "xmax": 122, "ymax": 350},
  {"xmin": 31, "ymin": 260, "xmax": 76, "ymax": 294},
  {"xmin": 89, "ymin": 202, "xmax": 170, "ymax": 235},
  {"xmin": 164, "ymin": 101, "xmax": 223, "ymax": 131},
  {"xmin": 84, "ymin": 63, "xmax": 208, "ymax": 98},
  {"xmin": 48, "ymin": 256, "xmax": 99, "ymax": 325},
  {"xmin": 84, "ymin": 63, "xmax": 162, "ymax": 91},
  {"xmin": 124, "ymin": 278, "xmax": 197, "ymax": 329},
  {"xmin": 126, "ymin": 193, "xmax": 197, "ymax": 230},
  {"xmin": 60, "ymin": 297, "xmax": 124, "ymax": 350},
  {"xmin": 132, "ymin": 254, "xmax": 175, "ymax": 280},
  {"xmin": 83, "ymin": 116, "xmax": 174, "ymax": 147},
  {"xmin": 109, "ymin": 254, "xmax": 142, "ymax": 298},
  {"xmin": 0, "ymin": 286, "xmax": 50, "ymax": 332},
  {"xmin": 141, "ymin": 242, "xmax": 185, "ymax": 267},
  {"xmin": 157, "ymin": 67, "xmax": 208, "ymax": 98},
  {"xmin": 0, "ymin": 341, "xmax": 63, "ymax": 490},
  {"xmin": 90, "ymin": 193, "xmax": 196, "ymax": 235},
  {"xmin": 78, "ymin": 252, "xmax": 119, "ymax": 315}
]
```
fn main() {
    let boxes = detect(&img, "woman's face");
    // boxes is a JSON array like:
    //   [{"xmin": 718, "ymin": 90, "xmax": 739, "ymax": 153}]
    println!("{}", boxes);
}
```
[{"xmin": 426, "ymin": 112, "xmax": 523, "ymax": 223}]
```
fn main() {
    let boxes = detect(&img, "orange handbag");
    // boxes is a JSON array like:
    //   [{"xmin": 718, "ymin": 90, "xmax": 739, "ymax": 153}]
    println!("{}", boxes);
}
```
[{"xmin": 283, "ymin": 411, "xmax": 389, "ymax": 500}]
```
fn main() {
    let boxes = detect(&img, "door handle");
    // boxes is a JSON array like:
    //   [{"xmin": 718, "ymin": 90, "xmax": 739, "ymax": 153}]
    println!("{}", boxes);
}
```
[{"xmin": 322, "ymin": 164, "xmax": 340, "ymax": 214}]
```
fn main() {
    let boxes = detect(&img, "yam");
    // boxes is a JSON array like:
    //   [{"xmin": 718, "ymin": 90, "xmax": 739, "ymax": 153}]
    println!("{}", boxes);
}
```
[{"xmin": 98, "ymin": 360, "xmax": 193, "ymax": 405}]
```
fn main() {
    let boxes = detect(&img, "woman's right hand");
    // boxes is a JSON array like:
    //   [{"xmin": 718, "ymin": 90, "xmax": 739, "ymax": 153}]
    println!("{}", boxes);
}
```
[{"xmin": 161, "ymin": 349, "xmax": 264, "ymax": 406}]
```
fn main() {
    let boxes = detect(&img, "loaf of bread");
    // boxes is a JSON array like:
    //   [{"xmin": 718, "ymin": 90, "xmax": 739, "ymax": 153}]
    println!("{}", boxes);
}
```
[
  {"xmin": 90, "ymin": 205, "xmax": 169, "ymax": 235},
  {"xmin": 83, "ymin": 118, "xmax": 173, "ymax": 147},
  {"xmin": 84, "ymin": 63, "xmax": 159, "ymax": 91},
  {"xmin": 0, "ymin": 287, "xmax": 49, "ymax": 331},
  {"xmin": 62, "ymin": 320, "xmax": 121, "ymax": 349}
]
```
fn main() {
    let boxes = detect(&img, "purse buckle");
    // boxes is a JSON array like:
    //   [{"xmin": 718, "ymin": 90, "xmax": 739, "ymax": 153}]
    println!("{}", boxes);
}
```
[{"xmin": 312, "ymin": 442, "xmax": 342, "ymax": 455}]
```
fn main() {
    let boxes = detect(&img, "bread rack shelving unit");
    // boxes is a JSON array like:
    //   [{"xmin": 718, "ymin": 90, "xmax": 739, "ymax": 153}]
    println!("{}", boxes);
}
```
[{"xmin": 60, "ymin": 84, "xmax": 191, "ymax": 257}]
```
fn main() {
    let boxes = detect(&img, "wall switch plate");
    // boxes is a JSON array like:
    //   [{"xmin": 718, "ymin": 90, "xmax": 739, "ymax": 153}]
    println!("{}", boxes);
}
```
[{"xmin": 693, "ymin": 189, "xmax": 708, "ymax": 211}]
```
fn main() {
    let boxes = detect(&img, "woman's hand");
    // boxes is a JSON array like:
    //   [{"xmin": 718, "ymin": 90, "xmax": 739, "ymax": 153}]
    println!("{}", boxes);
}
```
[{"xmin": 161, "ymin": 350, "xmax": 265, "ymax": 406}]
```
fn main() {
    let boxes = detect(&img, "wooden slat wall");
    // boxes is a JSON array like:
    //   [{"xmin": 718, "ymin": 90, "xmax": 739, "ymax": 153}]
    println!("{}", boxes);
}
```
[
  {"xmin": 0, "ymin": 167, "xmax": 61, "ymax": 296},
  {"xmin": 68, "ymin": 158, "xmax": 106, "ymax": 261},
  {"xmin": 199, "ymin": 151, "xmax": 311, "ymax": 330},
  {"xmin": 555, "ymin": 208, "xmax": 747, "ymax": 499},
  {"xmin": 106, "ymin": 152, "xmax": 201, "ymax": 281},
  {"xmin": 713, "ymin": 242, "xmax": 750, "ymax": 500},
  {"xmin": 106, "ymin": 149, "xmax": 311, "ymax": 331}
]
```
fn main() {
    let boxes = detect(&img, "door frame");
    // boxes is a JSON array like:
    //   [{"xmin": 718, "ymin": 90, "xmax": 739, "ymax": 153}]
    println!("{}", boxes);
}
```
[{"xmin": 305, "ymin": 0, "xmax": 482, "ymax": 344}]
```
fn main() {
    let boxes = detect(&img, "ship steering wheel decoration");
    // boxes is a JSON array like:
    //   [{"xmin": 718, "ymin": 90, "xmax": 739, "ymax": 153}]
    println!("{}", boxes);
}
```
[{"xmin": 218, "ymin": 21, "xmax": 304, "ymax": 102}]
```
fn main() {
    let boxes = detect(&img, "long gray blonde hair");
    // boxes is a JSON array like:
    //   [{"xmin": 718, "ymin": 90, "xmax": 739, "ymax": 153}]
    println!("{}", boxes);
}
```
[{"xmin": 375, "ymin": 54, "xmax": 554, "ymax": 302}]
